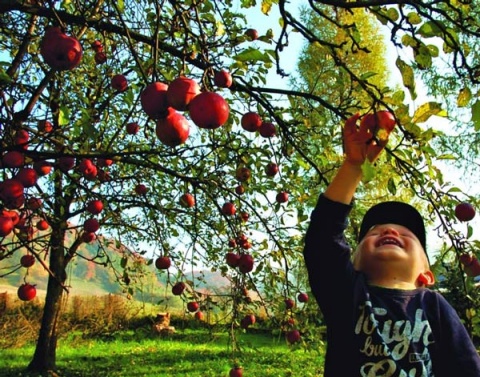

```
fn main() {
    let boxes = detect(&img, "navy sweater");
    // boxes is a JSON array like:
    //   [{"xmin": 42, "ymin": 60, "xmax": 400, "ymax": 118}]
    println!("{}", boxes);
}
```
[{"xmin": 303, "ymin": 194, "xmax": 480, "ymax": 376}]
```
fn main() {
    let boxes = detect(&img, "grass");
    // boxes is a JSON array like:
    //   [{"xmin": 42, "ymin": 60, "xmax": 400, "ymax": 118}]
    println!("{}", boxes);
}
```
[{"xmin": 0, "ymin": 328, "xmax": 325, "ymax": 377}]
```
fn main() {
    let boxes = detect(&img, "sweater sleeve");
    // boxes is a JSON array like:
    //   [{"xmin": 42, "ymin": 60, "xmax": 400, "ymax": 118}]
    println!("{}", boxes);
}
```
[{"xmin": 302, "ymin": 194, "xmax": 356, "ymax": 323}]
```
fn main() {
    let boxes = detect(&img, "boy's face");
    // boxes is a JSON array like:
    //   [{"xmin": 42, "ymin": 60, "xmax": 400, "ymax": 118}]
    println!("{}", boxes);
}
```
[{"xmin": 353, "ymin": 223, "xmax": 431, "ymax": 285}]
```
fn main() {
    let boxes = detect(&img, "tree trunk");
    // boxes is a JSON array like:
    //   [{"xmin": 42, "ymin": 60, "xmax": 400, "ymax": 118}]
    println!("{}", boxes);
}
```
[{"xmin": 27, "ymin": 228, "xmax": 67, "ymax": 373}]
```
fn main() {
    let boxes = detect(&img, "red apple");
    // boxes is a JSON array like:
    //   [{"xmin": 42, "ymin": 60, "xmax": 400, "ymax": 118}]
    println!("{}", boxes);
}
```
[
  {"xmin": 187, "ymin": 301, "xmax": 199, "ymax": 312},
  {"xmin": 84, "ymin": 218, "xmax": 100, "ymax": 233},
  {"xmin": 265, "ymin": 162, "xmax": 279, "ymax": 177},
  {"xmin": 179, "ymin": 193, "xmax": 195, "ymax": 208},
  {"xmin": 14, "ymin": 130, "xmax": 30, "ymax": 147},
  {"xmin": 297, "ymin": 292, "xmax": 309, "ymax": 303},
  {"xmin": 166, "ymin": 76, "xmax": 201, "ymax": 111},
  {"xmin": 135, "ymin": 184, "xmax": 148, "ymax": 195},
  {"xmin": 240, "ymin": 314, "xmax": 256, "ymax": 329},
  {"xmin": 284, "ymin": 298, "xmax": 295, "ymax": 310},
  {"xmin": 2, "ymin": 151, "xmax": 24, "ymax": 168},
  {"xmin": 141, "ymin": 82, "xmax": 169, "ymax": 119},
  {"xmin": 172, "ymin": 281, "xmax": 186, "ymax": 296},
  {"xmin": 86, "ymin": 199, "xmax": 104, "ymax": 215},
  {"xmin": 229, "ymin": 367, "xmax": 243, "ymax": 377},
  {"xmin": 91, "ymin": 40, "xmax": 103, "ymax": 52},
  {"xmin": 155, "ymin": 256, "xmax": 171, "ymax": 270},
  {"xmin": 194, "ymin": 311, "xmax": 204, "ymax": 320},
  {"xmin": 276, "ymin": 191, "xmax": 289, "ymax": 203},
  {"xmin": 15, "ymin": 168, "xmax": 38, "ymax": 188},
  {"xmin": 222, "ymin": 202, "xmax": 236, "ymax": 216},
  {"xmin": 228, "ymin": 238, "xmax": 237, "ymax": 248},
  {"xmin": 2, "ymin": 209, "xmax": 19, "ymax": 226},
  {"xmin": 20, "ymin": 254, "xmax": 35, "ymax": 268},
  {"xmin": 235, "ymin": 185, "xmax": 245, "ymax": 195},
  {"xmin": 239, "ymin": 211, "xmax": 249, "ymax": 223},
  {"xmin": 111, "ymin": 74, "xmax": 128, "ymax": 92},
  {"xmin": 38, "ymin": 120, "xmax": 53, "ymax": 133},
  {"xmin": 245, "ymin": 28, "xmax": 259, "ymax": 40},
  {"xmin": 235, "ymin": 167, "xmax": 251, "ymax": 182},
  {"xmin": 78, "ymin": 159, "xmax": 97, "ymax": 180},
  {"xmin": 96, "ymin": 158, "xmax": 113, "ymax": 167},
  {"xmin": 361, "ymin": 110, "xmax": 396, "ymax": 133},
  {"xmin": 36, "ymin": 219, "xmax": 49, "ymax": 231},
  {"xmin": 259, "ymin": 121, "xmax": 276, "ymax": 137},
  {"xmin": 58, "ymin": 156, "xmax": 75, "ymax": 172},
  {"xmin": 0, "ymin": 215, "xmax": 14, "ymax": 237},
  {"xmin": 82, "ymin": 232, "xmax": 96, "ymax": 243},
  {"xmin": 460, "ymin": 253, "xmax": 474, "ymax": 266},
  {"xmin": 155, "ymin": 108, "xmax": 190, "ymax": 147},
  {"xmin": 94, "ymin": 51, "xmax": 107, "ymax": 64},
  {"xmin": 464, "ymin": 257, "xmax": 480, "ymax": 277},
  {"xmin": 33, "ymin": 160, "xmax": 52, "ymax": 176},
  {"xmin": 241, "ymin": 112, "xmax": 262, "ymax": 132},
  {"xmin": 213, "ymin": 69, "xmax": 233, "ymax": 88},
  {"xmin": 286, "ymin": 329, "xmax": 301, "ymax": 344},
  {"xmin": 17, "ymin": 283, "xmax": 37, "ymax": 301},
  {"xmin": 455, "ymin": 202, "xmax": 475, "ymax": 222},
  {"xmin": 126, "ymin": 122, "xmax": 140, "ymax": 135},
  {"xmin": 226, "ymin": 252, "xmax": 241, "ymax": 268},
  {"xmin": 238, "ymin": 254, "xmax": 254, "ymax": 274},
  {"xmin": 40, "ymin": 27, "xmax": 83, "ymax": 71},
  {"xmin": 0, "ymin": 179, "xmax": 25, "ymax": 202},
  {"xmin": 188, "ymin": 92, "xmax": 230, "ymax": 129}
]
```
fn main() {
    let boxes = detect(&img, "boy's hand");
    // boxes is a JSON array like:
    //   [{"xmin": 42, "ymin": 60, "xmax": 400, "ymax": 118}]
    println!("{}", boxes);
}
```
[{"xmin": 343, "ymin": 113, "xmax": 393, "ymax": 165}]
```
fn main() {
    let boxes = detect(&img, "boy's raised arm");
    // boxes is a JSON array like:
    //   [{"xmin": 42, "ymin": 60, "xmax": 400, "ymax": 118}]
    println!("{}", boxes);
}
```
[{"xmin": 325, "ymin": 113, "xmax": 392, "ymax": 204}]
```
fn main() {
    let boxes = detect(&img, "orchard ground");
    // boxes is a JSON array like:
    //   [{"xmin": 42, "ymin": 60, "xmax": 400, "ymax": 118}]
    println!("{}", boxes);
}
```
[{"xmin": 0, "ymin": 292, "xmax": 326, "ymax": 377}]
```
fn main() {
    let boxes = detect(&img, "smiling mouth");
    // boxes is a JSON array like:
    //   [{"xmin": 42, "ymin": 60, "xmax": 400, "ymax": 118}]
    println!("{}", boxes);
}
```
[{"xmin": 376, "ymin": 237, "xmax": 402, "ymax": 247}]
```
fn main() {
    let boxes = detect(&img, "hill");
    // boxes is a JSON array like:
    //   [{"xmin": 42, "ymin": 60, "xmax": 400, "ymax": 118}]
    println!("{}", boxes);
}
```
[{"xmin": 0, "ymin": 230, "xmax": 231, "ymax": 300}]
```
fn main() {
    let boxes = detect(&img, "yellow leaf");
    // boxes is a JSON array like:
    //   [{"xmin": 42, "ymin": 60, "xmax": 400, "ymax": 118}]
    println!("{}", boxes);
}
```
[{"xmin": 412, "ymin": 102, "xmax": 446, "ymax": 123}]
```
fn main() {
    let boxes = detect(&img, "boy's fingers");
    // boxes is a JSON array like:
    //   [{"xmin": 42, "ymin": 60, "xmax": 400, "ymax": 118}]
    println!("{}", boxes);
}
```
[{"xmin": 344, "ymin": 113, "xmax": 360, "ymax": 135}]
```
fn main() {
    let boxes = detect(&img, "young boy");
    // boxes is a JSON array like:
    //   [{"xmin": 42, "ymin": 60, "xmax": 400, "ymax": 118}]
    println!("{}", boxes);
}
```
[{"xmin": 303, "ymin": 114, "xmax": 480, "ymax": 376}]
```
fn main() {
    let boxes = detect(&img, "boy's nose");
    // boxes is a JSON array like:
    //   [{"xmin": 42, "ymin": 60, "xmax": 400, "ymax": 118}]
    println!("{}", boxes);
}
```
[{"xmin": 380, "ymin": 226, "xmax": 399, "ymax": 236}]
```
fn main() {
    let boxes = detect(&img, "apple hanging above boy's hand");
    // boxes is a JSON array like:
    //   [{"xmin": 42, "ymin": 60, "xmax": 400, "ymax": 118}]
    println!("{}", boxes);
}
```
[{"xmin": 361, "ymin": 110, "xmax": 396, "ymax": 142}]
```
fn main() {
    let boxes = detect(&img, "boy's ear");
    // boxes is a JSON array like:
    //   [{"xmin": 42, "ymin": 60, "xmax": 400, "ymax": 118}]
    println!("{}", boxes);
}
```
[{"xmin": 417, "ymin": 271, "xmax": 435, "ymax": 287}]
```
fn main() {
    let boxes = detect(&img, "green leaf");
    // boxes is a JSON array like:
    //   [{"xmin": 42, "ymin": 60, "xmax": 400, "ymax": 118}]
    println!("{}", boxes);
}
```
[
  {"xmin": 457, "ymin": 87, "xmax": 472, "ymax": 108},
  {"xmin": 418, "ymin": 21, "xmax": 444, "ymax": 38},
  {"xmin": 412, "ymin": 102, "xmax": 446, "ymax": 123},
  {"xmin": 0, "ymin": 69, "xmax": 12, "ymax": 84},
  {"xmin": 261, "ymin": 0, "xmax": 274, "ymax": 14},
  {"xmin": 395, "ymin": 58, "xmax": 417, "ymax": 100},
  {"xmin": 471, "ymin": 100, "xmax": 480, "ymax": 131},
  {"xmin": 361, "ymin": 160, "xmax": 376, "ymax": 183},
  {"xmin": 387, "ymin": 177, "xmax": 397, "ymax": 195},
  {"xmin": 233, "ymin": 48, "xmax": 271, "ymax": 62},
  {"xmin": 407, "ymin": 12, "xmax": 422, "ymax": 25},
  {"xmin": 58, "ymin": 106, "xmax": 70, "ymax": 126},
  {"xmin": 386, "ymin": 7, "xmax": 399, "ymax": 21}
]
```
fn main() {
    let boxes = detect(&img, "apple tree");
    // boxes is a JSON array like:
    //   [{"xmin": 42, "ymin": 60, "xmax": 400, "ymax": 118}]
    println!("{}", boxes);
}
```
[{"xmin": 1, "ymin": 0, "xmax": 480, "ymax": 374}]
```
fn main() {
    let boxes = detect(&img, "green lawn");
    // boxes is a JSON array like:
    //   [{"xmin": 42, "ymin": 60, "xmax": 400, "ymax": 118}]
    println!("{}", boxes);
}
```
[{"xmin": 0, "ymin": 328, "xmax": 325, "ymax": 377}]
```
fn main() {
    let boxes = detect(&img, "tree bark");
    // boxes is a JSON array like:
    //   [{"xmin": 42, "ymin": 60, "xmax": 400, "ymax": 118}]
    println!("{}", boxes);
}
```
[{"xmin": 27, "ymin": 228, "xmax": 67, "ymax": 373}]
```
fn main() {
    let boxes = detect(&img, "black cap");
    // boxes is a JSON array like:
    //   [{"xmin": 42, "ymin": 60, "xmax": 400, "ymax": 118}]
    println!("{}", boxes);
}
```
[{"xmin": 358, "ymin": 201, "xmax": 427, "ymax": 252}]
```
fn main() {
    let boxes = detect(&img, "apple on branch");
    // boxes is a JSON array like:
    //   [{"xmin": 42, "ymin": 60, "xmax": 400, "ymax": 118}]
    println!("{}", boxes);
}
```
[
  {"xmin": 141, "ymin": 82, "xmax": 169, "ymax": 119},
  {"xmin": 166, "ymin": 76, "xmax": 201, "ymax": 111},
  {"xmin": 17, "ymin": 283, "xmax": 37, "ymax": 301},
  {"xmin": 155, "ymin": 108, "xmax": 190, "ymax": 147},
  {"xmin": 40, "ymin": 27, "xmax": 83, "ymax": 71},
  {"xmin": 188, "ymin": 92, "xmax": 229, "ymax": 129}
]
